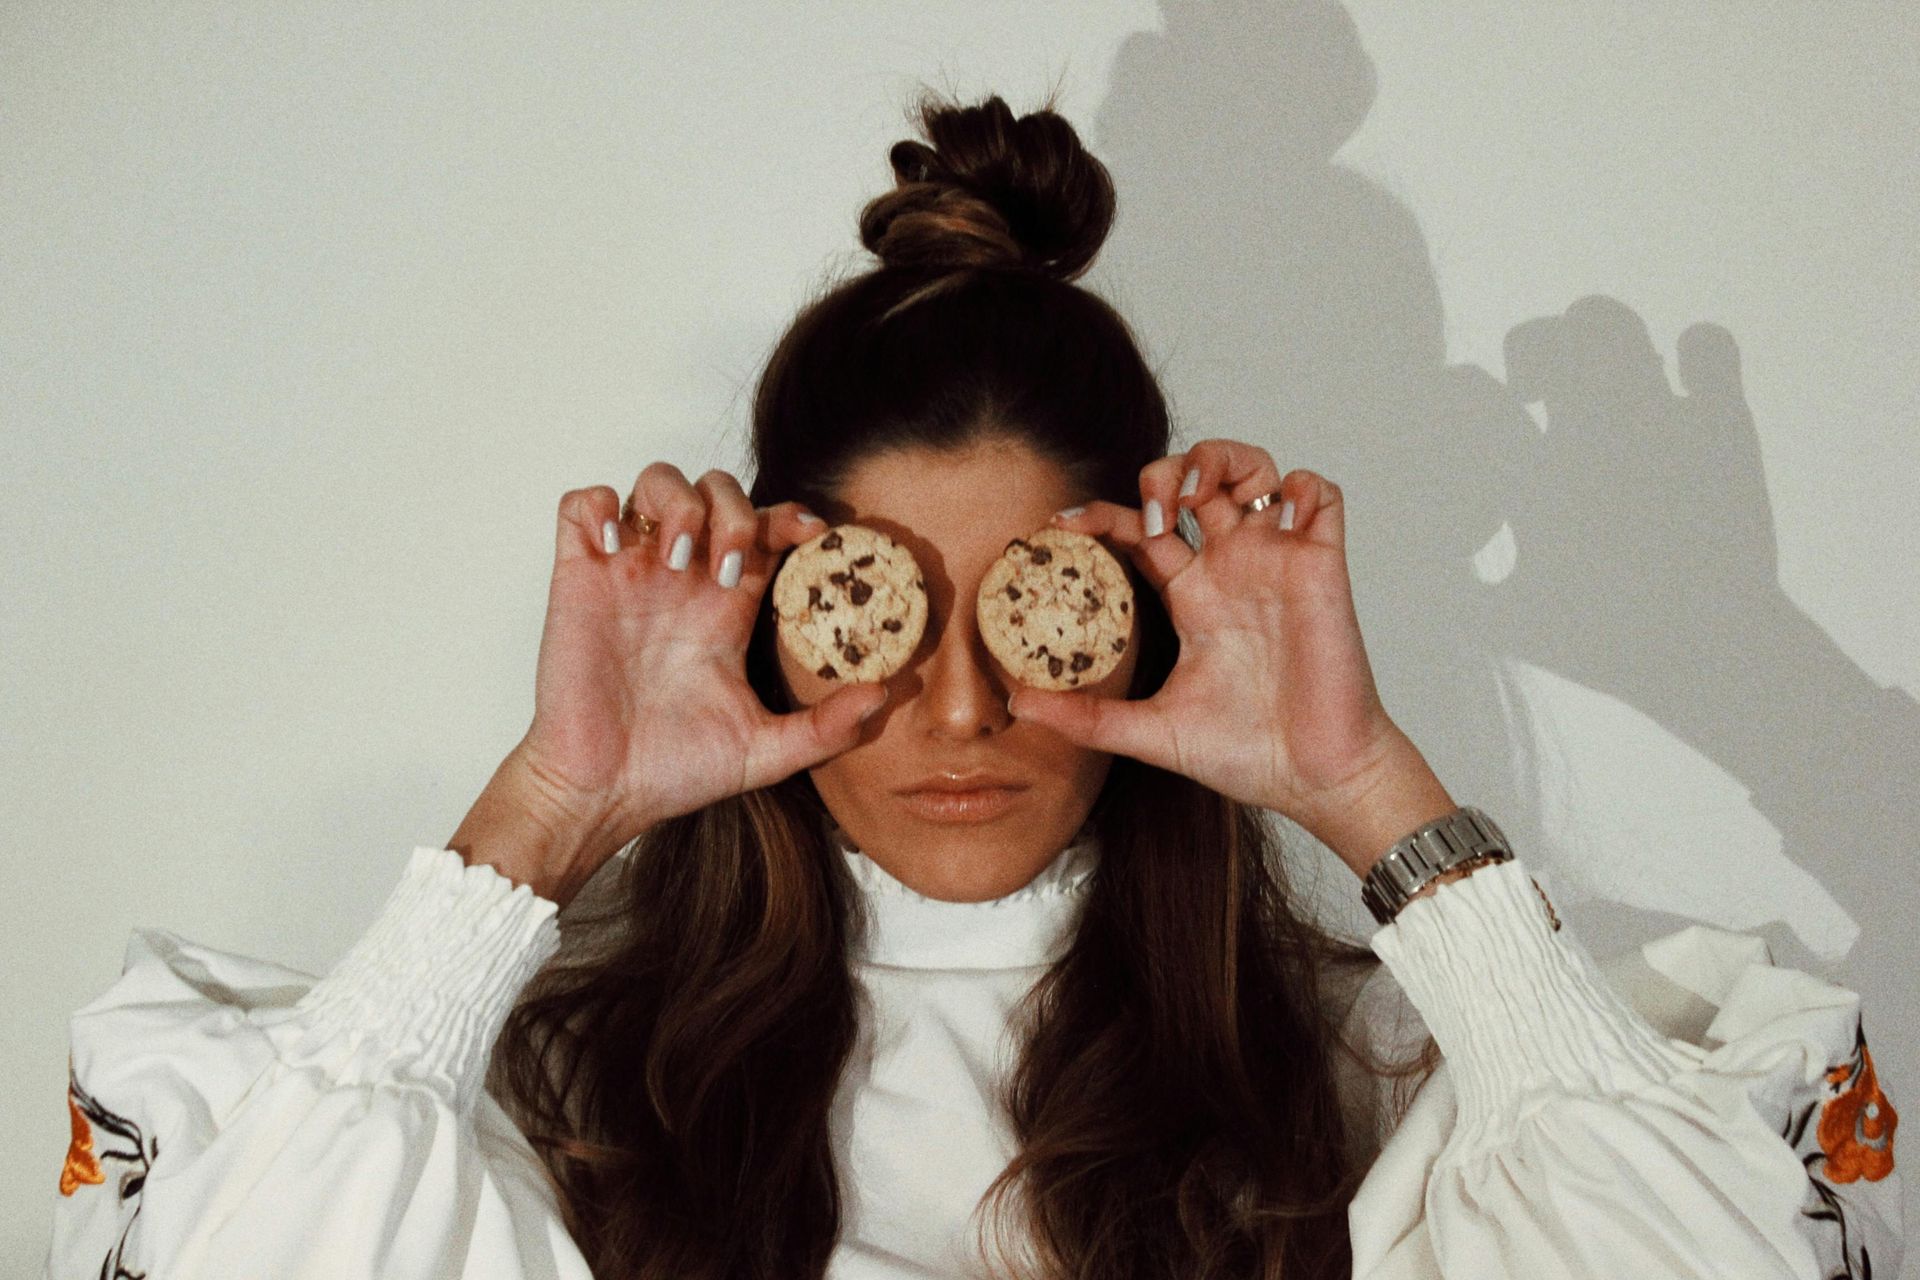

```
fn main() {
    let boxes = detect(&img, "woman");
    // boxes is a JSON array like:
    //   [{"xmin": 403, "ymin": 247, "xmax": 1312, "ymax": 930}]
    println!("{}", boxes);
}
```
[{"xmin": 50, "ymin": 92, "xmax": 1900, "ymax": 1279}]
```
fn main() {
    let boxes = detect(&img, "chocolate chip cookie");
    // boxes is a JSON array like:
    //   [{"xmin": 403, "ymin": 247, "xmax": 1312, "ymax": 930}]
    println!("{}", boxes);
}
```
[
  {"xmin": 976, "ymin": 527, "xmax": 1133, "ymax": 690},
  {"xmin": 772, "ymin": 524, "xmax": 928, "ymax": 682}
]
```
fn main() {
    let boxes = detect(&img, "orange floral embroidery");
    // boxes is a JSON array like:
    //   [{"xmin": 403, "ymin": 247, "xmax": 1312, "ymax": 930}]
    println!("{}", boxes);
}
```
[
  {"xmin": 1818, "ymin": 1039, "xmax": 1898, "ymax": 1183},
  {"xmin": 60, "ymin": 1088, "xmax": 105, "ymax": 1196}
]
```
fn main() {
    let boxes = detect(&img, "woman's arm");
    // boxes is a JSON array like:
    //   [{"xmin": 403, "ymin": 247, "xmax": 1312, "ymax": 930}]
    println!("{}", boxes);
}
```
[
  {"xmin": 48, "ymin": 846, "xmax": 594, "ymax": 1280},
  {"xmin": 1347, "ymin": 853, "xmax": 1903, "ymax": 1280}
]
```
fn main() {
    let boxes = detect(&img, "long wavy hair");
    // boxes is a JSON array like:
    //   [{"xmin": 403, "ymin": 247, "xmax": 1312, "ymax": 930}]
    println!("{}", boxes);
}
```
[{"xmin": 491, "ymin": 88, "xmax": 1440, "ymax": 1279}]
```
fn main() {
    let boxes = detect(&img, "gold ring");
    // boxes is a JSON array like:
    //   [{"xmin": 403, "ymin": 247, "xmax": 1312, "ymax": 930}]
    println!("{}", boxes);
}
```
[
  {"xmin": 621, "ymin": 496, "xmax": 659, "ymax": 536},
  {"xmin": 1243, "ymin": 491, "xmax": 1285, "ymax": 515}
]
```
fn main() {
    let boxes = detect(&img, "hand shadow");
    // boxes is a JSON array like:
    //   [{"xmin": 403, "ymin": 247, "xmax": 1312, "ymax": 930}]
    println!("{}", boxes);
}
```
[{"xmin": 1477, "ymin": 290, "xmax": 1920, "ymax": 1027}]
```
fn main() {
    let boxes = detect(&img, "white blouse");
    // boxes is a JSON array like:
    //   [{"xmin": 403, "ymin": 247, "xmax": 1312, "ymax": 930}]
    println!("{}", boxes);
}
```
[{"xmin": 47, "ymin": 826, "xmax": 1903, "ymax": 1279}]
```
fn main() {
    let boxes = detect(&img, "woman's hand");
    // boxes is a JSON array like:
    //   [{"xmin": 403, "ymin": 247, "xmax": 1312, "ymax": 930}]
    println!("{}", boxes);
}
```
[
  {"xmin": 455, "ymin": 464, "xmax": 890, "ymax": 905},
  {"xmin": 1007, "ymin": 438, "xmax": 1453, "ymax": 875}
]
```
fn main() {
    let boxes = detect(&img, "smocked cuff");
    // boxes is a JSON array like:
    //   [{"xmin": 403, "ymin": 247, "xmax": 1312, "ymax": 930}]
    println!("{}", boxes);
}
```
[
  {"xmin": 265, "ymin": 846, "xmax": 562, "ymax": 1113},
  {"xmin": 1368, "ymin": 856, "xmax": 1699, "ymax": 1154}
]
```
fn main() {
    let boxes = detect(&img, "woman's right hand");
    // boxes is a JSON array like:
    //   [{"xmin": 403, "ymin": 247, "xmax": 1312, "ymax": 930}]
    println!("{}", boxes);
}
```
[{"xmin": 460, "ymin": 464, "xmax": 889, "ymax": 904}]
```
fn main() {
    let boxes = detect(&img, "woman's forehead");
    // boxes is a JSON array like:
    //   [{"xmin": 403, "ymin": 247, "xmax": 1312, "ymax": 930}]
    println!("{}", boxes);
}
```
[
  {"xmin": 827, "ymin": 440, "xmax": 1083, "ymax": 523},
  {"xmin": 820, "ymin": 443, "xmax": 1088, "ymax": 596}
]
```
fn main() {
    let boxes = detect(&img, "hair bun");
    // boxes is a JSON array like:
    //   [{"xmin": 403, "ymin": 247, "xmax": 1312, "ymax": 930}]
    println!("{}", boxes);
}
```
[{"xmin": 858, "ymin": 92, "xmax": 1116, "ymax": 283}]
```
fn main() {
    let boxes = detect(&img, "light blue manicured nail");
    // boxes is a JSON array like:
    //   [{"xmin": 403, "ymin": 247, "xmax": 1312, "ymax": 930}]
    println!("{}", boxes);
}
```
[
  {"xmin": 719, "ymin": 549, "xmax": 743, "ymax": 588},
  {"xmin": 669, "ymin": 532, "xmax": 693, "ymax": 571},
  {"xmin": 1179, "ymin": 467, "xmax": 1199, "ymax": 499},
  {"xmin": 601, "ymin": 520, "xmax": 620, "ymax": 555},
  {"xmin": 1055, "ymin": 505, "xmax": 1085, "ymax": 520},
  {"xmin": 1144, "ymin": 499, "xmax": 1164, "ymax": 537},
  {"xmin": 1279, "ymin": 499, "xmax": 1296, "ymax": 532}
]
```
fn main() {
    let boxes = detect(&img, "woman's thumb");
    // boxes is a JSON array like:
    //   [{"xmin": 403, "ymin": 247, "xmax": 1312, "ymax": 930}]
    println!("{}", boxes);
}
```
[
  {"xmin": 762, "ymin": 683, "xmax": 891, "ymax": 780},
  {"xmin": 1008, "ymin": 687, "xmax": 1126, "ymax": 757}
]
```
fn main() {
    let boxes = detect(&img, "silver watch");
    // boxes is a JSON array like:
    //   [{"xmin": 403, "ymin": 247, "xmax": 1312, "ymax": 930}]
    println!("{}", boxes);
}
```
[{"xmin": 1359, "ymin": 805, "xmax": 1513, "ymax": 925}]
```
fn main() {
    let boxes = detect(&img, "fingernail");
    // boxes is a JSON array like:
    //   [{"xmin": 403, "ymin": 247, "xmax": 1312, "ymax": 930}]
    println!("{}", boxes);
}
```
[
  {"xmin": 1178, "ymin": 467, "xmax": 1199, "ymax": 499},
  {"xmin": 797, "ymin": 510, "xmax": 823, "ymax": 524},
  {"xmin": 1055, "ymin": 505, "xmax": 1085, "ymax": 521},
  {"xmin": 669, "ymin": 532, "xmax": 693, "ymax": 571},
  {"xmin": 1279, "ymin": 499, "xmax": 1296, "ymax": 532},
  {"xmin": 601, "ymin": 519, "xmax": 620, "ymax": 555},
  {"xmin": 1144, "ymin": 499, "xmax": 1164, "ymax": 538},
  {"xmin": 1007, "ymin": 693, "xmax": 1019, "ymax": 716},
  {"xmin": 860, "ymin": 689, "xmax": 889, "ymax": 722},
  {"xmin": 719, "ymin": 549, "xmax": 743, "ymax": 589}
]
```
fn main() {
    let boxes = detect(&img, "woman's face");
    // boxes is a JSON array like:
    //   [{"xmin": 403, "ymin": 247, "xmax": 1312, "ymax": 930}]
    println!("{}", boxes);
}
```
[{"xmin": 775, "ymin": 436, "xmax": 1141, "ymax": 903}]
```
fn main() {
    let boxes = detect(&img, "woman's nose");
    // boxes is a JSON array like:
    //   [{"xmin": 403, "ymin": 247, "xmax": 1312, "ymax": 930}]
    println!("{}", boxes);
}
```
[{"xmin": 916, "ymin": 602, "xmax": 1012, "ymax": 736}]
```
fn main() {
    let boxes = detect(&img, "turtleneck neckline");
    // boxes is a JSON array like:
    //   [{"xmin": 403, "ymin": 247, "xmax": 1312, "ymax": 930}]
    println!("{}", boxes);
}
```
[{"xmin": 828, "ymin": 822, "xmax": 1100, "ymax": 970}]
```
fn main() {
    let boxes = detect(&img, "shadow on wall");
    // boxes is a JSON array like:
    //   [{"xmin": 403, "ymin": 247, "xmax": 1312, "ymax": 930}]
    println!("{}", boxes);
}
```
[{"xmin": 1089, "ymin": 0, "xmax": 1918, "ymax": 1148}]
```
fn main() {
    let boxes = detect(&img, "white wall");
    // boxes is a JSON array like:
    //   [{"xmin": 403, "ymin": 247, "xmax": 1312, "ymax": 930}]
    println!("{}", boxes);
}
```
[{"xmin": 5, "ymin": 2, "xmax": 1913, "ymax": 1272}]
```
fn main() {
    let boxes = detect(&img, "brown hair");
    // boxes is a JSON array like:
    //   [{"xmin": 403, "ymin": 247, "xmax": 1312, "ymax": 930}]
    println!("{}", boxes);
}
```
[{"xmin": 490, "ymin": 86, "xmax": 1439, "ymax": 1279}]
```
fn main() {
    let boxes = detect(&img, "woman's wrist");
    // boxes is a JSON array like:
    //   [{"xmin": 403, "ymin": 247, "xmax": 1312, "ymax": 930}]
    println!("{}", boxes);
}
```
[
  {"xmin": 1296, "ymin": 727, "xmax": 1461, "ymax": 881},
  {"xmin": 448, "ymin": 743, "xmax": 627, "ymax": 907}
]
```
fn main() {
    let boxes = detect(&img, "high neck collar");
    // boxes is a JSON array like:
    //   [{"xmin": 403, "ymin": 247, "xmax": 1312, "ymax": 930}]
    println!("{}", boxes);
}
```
[{"xmin": 828, "ymin": 822, "xmax": 1100, "ymax": 970}]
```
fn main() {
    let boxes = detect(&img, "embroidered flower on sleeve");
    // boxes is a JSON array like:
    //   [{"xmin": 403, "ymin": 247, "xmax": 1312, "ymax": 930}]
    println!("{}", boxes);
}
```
[
  {"xmin": 61, "ymin": 1087, "xmax": 107, "ymax": 1195},
  {"xmin": 1818, "ymin": 1026, "xmax": 1898, "ymax": 1184},
  {"xmin": 1780, "ymin": 1017, "xmax": 1900, "ymax": 1278},
  {"xmin": 59, "ymin": 1060, "xmax": 154, "ymax": 1279}
]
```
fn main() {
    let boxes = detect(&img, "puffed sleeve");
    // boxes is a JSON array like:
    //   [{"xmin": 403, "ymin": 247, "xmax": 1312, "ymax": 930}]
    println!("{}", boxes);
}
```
[
  {"xmin": 45, "ymin": 846, "xmax": 595, "ymax": 1280},
  {"xmin": 1346, "ymin": 856, "xmax": 1903, "ymax": 1280}
]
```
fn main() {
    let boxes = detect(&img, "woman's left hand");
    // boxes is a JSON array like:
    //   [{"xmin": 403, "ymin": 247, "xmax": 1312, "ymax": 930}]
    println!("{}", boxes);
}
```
[{"xmin": 1008, "ymin": 439, "xmax": 1439, "ymax": 861}]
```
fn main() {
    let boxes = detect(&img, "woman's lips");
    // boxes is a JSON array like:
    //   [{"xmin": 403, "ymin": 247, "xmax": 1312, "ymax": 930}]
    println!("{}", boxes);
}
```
[{"xmin": 896, "ymin": 787, "xmax": 1025, "ymax": 823}]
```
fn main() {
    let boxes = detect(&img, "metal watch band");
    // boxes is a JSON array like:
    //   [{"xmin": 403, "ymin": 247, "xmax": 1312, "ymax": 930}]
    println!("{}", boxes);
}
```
[{"xmin": 1359, "ymin": 804, "xmax": 1514, "ymax": 926}]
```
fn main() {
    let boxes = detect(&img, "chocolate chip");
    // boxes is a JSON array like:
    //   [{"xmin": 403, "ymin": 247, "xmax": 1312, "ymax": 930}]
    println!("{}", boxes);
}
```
[
  {"xmin": 1005, "ymin": 538, "xmax": 1030, "ymax": 554},
  {"xmin": 1070, "ymin": 652, "xmax": 1092, "ymax": 672},
  {"xmin": 1111, "ymin": 637, "xmax": 1127, "ymax": 653},
  {"xmin": 1004, "ymin": 584, "xmax": 1022, "ymax": 601},
  {"xmin": 817, "ymin": 662, "xmax": 839, "ymax": 679},
  {"xmin": 1120, "ymin": 601, "xmax": 1129, "ymax": 614},
  {"xmin": 821, "ymin": 531, "xmax": 842, "ymax": 550},
  {"xmin": 1047, "ymin": 655, "xmax": 1063, "ymax": 677},
  {"xmin": 841, "ymin": 643, "xmax": 864, "ymax": 664},
  {"xmin": 828, "ymin": 570, "xmax": 850, "ymax": 585},
  {"xmin": 852, "ymin": 554, "xmax": 874, "ymax": 567},
  {"xmin": 1009, "ymin": 612, "xmax": 1023, "ymax": 625},
  {"xmin": 808, "ymin": 585, "xmax": 822, "ymax": 608},
  {"xmin": 1062, "ymin": 567, "xmax": 1079, "ymax": 578},
  {"xmin": 833, "ymin": 626, "xmax": 843, "ymax": 644},
  {"xmin": 1029, "ymin": 546, "xmax": 1052, "ymax": 564},
  {"xmin": 881, "ymin": 618, "xmax": 903, "ymax": 632},
  {"xmin": 849, "ymin": 579, "xmax": 872, "ymax": 605}
]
